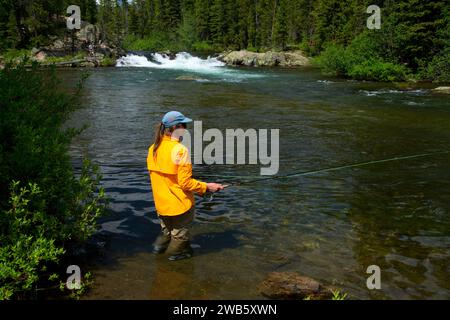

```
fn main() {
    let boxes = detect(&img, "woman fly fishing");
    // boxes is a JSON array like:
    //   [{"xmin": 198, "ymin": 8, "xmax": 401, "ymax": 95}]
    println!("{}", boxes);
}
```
[{"xmin": 147, "ymin": 111, "xmax": 224, "ymax": 261}]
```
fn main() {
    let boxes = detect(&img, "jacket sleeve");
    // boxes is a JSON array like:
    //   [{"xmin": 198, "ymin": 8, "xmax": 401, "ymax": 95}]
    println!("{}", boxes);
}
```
[{"xmin": 176, "ymin": 146, "xmax": 207, "ymax": 195}]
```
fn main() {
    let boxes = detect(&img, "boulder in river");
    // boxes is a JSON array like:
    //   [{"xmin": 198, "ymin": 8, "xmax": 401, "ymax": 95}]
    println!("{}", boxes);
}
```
[
  {"xmin": 432, "ymin": 86, "xmax": 450, "ymax": 94},
  {"xmin": 218, "ymin": 50, "xmax": 310, "ymax": 67},
  {"xmin": 176, "ymin": 75, "xmax": 202, "ymax": 81},
  {"xmin": 259, "ymin": 272, "xmax": 333, "ymax": 300},
  {"xmin": 160, "ymin": 50, "xmax": 177, "ymax": 60}
]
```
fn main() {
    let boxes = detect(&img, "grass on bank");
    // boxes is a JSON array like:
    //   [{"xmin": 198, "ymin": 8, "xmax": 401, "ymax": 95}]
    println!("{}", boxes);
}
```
[{"xmin": 0, "ymin": 62, "xmax": 107, "ymax": 300}]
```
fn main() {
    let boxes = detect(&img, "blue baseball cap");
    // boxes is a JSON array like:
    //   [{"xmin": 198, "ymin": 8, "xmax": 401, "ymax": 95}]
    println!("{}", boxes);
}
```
[{"xmin": 161, "ymin": 111, "xmax": 193, "ymax": 128}]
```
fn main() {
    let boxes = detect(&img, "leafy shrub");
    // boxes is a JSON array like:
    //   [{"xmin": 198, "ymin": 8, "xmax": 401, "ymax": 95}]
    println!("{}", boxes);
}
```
[
  {"xmin": 314, "ymin": 44, "xmax": 349, "ymax": 76},
  {"xmin": 191, "ymin": 41, "xmax": 221, "ymax": 53},
  {"xmin": 0, "ymin": 63, "xmax": 107, "ymax": 300},
  {"xmin": 0, "ymin": 182, "xmax": 64, "ymax": 300},
  {"xmin": 123, "ymin": 34, "xmax": 166, "ymax": 51},
  {"xmin": 246, "ymin": 46, "xmax": 259, "ymax": 53},
  {"xmin": 100, "ymin": 56, "xmax": 117, "ymax": 67},
  {"xmin": 315, "ymin": 32, "xmax": 409, "ymax": 81},
  {"xmin": 419, "ymin": 48, "xmax": 450, "ymax": 82},
  {"xmin": 0, "ymin": 49, "xmax": 31, "ymax": 64},
  {"xmin": 348, "ymin": 60, "xmax": 409, "ymax": 82}
]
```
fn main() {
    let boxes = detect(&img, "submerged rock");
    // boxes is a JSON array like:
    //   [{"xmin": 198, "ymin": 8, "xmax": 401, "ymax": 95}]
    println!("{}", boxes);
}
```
[
  {"xmin": 432, "ymin": 86, "xmax": 450, "ymax": 93},
  {"xmin": 160, "ymin": 50, "xmax": 177, "ymax": 60},
  {"xmin": 176, "ymin": 75, "xmax": 203, "ymax": 81},
  {"xmin": 259, "ymin": 272, "xmax": 332, "ymax": 299},
  {"xmin": 218, "ymin": 50, "xmax": 310, "ymax": 67}
]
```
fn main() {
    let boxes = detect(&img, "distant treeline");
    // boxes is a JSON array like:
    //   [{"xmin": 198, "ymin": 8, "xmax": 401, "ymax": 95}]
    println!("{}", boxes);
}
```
[{"xmin": 0, "ymin": 0, "xmax": 449, "ymax": 81}]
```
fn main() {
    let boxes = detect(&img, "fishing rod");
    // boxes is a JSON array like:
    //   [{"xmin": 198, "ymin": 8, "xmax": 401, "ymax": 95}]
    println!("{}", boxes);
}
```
[
  {"xmin": 212, "ymin": 149, "xmax": 450, "ymax": 189},
  {"xmin": 73, "ymin": 150, "xmax": 450, "ymax": 201}
]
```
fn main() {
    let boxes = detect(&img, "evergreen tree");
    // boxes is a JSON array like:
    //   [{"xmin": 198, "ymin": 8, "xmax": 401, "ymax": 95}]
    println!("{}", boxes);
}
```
[
  {"xmin": 5, "ymin": 11, "xmax": 19, "ymax": 49},
  {"xmin": 273, "ymin": 0, "xmax": 287, "ymax": 49},
  {"xmin": 162, "ymin": 0, "xmax": 182, "ymax": 31},
  {"xmin": 209, "ymin": 0, "xmax": 226, "ymax": 45},
  {"xmin": 70, "ymin": 0, "xmax": 98, "ymax": 24},
  {"xmin": 98, "ymin": 0, "xmax": 122, "ymax": 44},
  {"xmin": 387, "ymin": 0, "xmax": 448, "ymax": 69},
  {"xmin": 177, "ymin": 6, "xmax": 197, "ymax": 48},
  {"xmin": 194, "ymin": 0, "xmax": 211, "ymax": 41}
]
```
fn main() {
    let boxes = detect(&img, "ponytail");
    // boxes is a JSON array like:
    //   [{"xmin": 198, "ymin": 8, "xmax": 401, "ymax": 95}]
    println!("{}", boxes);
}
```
[{"xmin": 153, "ymin": 123, "xmax": 165, "ymax": 157}]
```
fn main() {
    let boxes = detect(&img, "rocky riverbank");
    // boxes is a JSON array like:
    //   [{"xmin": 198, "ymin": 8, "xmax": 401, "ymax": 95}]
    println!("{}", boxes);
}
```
[{"xmin": 217, "ymin": 49, "xmax": 311, "ymax": 67}]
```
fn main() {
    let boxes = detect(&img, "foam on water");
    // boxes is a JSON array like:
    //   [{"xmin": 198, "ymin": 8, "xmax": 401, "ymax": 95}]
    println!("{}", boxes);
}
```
[
  {"xmin": 117, "ymin": 52, "xmax": 225, "ymax": 72},
  {"xmin": 360, "ymin": 89, "xmax": 428, "ymax": 96},
  {"xmin": 116, "ymin": 52, "xmax": 264, "ymax": 80}
]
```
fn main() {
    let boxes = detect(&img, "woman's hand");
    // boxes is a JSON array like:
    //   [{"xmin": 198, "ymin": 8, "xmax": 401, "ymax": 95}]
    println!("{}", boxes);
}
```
[{"xmin": 206, "ymin": 183, "xmax": 225, "ymax": 193}]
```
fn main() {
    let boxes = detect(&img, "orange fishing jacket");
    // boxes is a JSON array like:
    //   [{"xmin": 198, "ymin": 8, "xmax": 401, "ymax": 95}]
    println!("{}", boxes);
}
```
[{"xmin": 147, "ymin": 135, "xmax": 207, "ymax": 216}]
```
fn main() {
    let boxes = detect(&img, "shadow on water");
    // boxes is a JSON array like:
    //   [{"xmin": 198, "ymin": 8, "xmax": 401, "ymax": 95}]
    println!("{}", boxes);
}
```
[
  {"xmin": 192, "ymin": 230, "xmax": 244, "ymax": 255},
  {"xmin": 88, "ymin": 201, "xmax": 246, "ymax": 265}
]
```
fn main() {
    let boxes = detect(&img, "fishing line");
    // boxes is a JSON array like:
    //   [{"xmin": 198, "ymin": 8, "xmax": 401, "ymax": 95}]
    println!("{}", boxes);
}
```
[
  {"xmin": 72, "ymin": 150, "xmax": 450, "ymax": 179},
  {"xmin": 214, "ymin": 149, "xmax": 450, "ymax": 188},
  {"xmin": 72, "ymin": 150, "xmax": 450, "ymax": 201}
]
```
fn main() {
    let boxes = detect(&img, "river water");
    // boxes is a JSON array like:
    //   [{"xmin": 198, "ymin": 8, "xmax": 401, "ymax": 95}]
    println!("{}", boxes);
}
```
[{"xmin": 63, "ymin": 53, "xmax": 450, "ymax": 299}]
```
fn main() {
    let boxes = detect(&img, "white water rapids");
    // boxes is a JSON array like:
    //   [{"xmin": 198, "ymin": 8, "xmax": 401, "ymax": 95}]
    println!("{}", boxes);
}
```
[
  {"xmin": 116, "ymin": 52, "xmax": 265, "ymax": 81},
  {"xmin": 117, "ymin": 52, "xmax": 224, "ymax": 72}
]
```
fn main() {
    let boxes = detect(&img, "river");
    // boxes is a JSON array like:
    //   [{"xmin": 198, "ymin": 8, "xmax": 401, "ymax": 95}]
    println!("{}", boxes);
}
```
[{"xmin": 62, "ymin": 52, "xmax": 450, "ymax": 299}]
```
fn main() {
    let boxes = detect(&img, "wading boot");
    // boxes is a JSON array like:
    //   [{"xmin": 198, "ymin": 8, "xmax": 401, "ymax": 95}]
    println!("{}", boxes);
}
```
[
  {"xmin": 166, "ymin": 239, "xmax": 193, "ymax": 261},
  {"xmin": 152, "ymin": 233, "xmax": 171, "ymax": 254}
]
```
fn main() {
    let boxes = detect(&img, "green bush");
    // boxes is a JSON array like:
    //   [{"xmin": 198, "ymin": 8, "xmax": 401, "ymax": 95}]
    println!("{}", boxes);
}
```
[
  {"xmin": 0, "ymin": 62, "xmax": 107, "ymax": 300},
  {"xmin": 314, "ymin": 44, "xmax": 349, "ymax": 76},
  {"xmin": 348, "ymin": 60, "xmax": 409, "ymax": 82},
  {"xmin": 315, "ymin": 32, "xmax": 409, "ymax": 81},
  {"xmin": 191, "ymin": 41, "xmax": 221, "ymax": 54},
  {"xmin": 246, "ymin": 46, "xmax": 259, "ymax": 53},
  {"xmin": 100, "ymin": 56, "xmax": 117, "ymax": 67},
  {"xmin": 123, "ymin": 34, "xmax": 165, "ymax": 51},
  {"xmin": 0, "ymin": 182, "xmax": 64, "ymax": 300},
  {"xmin": 419, "ymin": 48, "xmax": 450, "ymax": 82},
  {"xmin": 299, "ymin": 38, "xmax": 320, "ymax": 57},
  {"xmin": 0, "ymin": 49, "xmax": 31, "ymax": 64}
]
